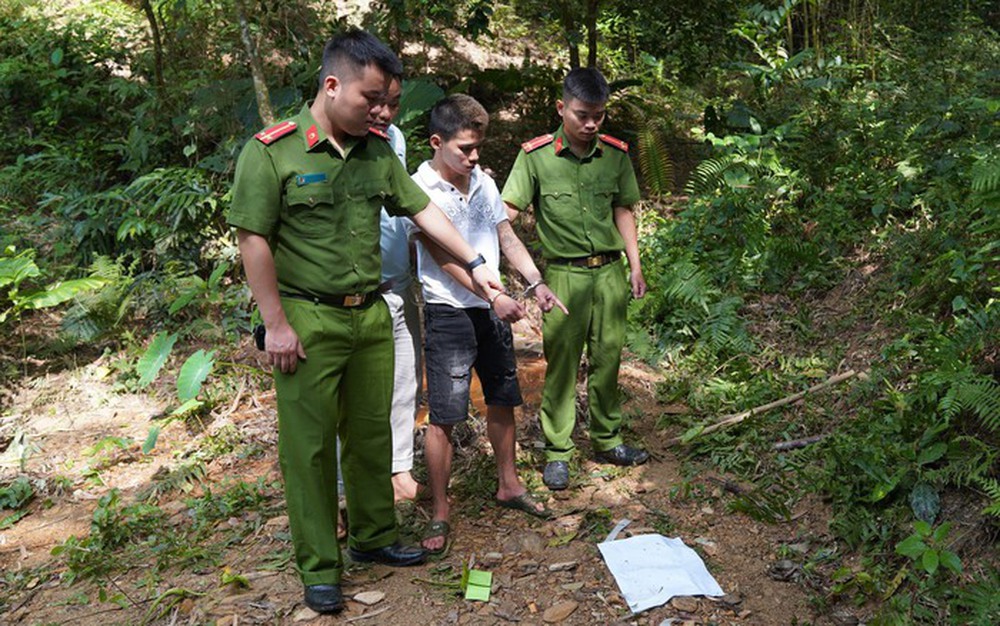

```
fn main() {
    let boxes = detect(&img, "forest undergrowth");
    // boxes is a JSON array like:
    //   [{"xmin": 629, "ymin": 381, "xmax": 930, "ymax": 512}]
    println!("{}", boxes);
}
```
[{"xmin": 1, "ymin": 0, "xmax": 998, "ymax": 623}]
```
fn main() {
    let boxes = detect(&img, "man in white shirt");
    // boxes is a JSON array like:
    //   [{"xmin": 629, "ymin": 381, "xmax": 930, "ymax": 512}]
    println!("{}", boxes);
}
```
[{"xmin": 409, "ymin": 95, "xmax": 567, "ymax": 553}]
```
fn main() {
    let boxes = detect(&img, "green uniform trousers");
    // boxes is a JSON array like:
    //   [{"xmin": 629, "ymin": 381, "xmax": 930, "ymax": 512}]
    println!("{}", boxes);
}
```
[
  {"xmin": 274, "ymin": 297, "xmax": 397, "ymax": 585},
  {"xmin": 540, "ymin": 261, "xmax": 629, "ymax": 462}
]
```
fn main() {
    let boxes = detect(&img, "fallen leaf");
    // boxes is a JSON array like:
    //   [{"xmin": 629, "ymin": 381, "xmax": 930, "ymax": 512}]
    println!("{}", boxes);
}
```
[{"xmin": 353, "ymin": 590, "xmax": 385, "ymax": 606}]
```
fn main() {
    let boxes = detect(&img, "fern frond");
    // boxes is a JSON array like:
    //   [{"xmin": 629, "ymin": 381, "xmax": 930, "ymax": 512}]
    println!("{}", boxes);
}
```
[
  {"xmin": 923, "ymin": 435, "xmax": 996, "ymax": 488},
  {"xmin": 685, "ymin": 155, "xmax": 737, "ymax": 194},
  {"xmin": 978, "ymin": 477, "xmax": 1000, "ymax": 518},
  {"xmin": 728, "ymin": 481, "xmax": 794, "ymax": 523},
  {"xmin": 637, "ymin": 125, "xmax": 674, "ymax": 197},
  {"xmin": 957, "ymin": 379, "xmax": 1000, "ymax": 433},
  {"xmin": 136, "ymin": 461, "xmax": 206, "ymax": 502},
  {"xmin": 950, "ymin": 567, "xmax": 1000, "ymax": 623},
  {"xmin": 701, "ymin": 296, "xmax": 753, "ymax": 353},
  {"xmin": 661, "ymin": 261, "xmax": 720, "ymax": 311},
  {"xmin": 971, "ymin": 159, "xmax": 1000, "ymax": 194}
]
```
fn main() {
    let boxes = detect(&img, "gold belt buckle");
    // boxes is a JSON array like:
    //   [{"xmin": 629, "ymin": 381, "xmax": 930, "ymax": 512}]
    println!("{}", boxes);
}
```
[
  {"xmin": 343, "ymin": 294, "xmax": 365, "ymax": 307},
  {"xmin": 587, "ymin": 255, "xmax": 603, "ymax": 268}
]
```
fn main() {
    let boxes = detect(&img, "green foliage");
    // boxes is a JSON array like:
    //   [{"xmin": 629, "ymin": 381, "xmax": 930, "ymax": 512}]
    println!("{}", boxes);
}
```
[
  {"xmin": 176, "ymin": 349, "xmax": 216, "ymax": 402},
  {"xmin": 0, "ymin": 476, "xmax": 35, "ymax": 528},
  {"xmin": 136, "ymin": 462, "xmax": 207, "ymax": 502},
  {"xmin": 51, "ymin": 489, "xmax": 166, "ymax": 583},
  {"xmin": 636, "ymin": 122, "xmax": 675, "ymax": 197},
  {"xmin": 55, "ymin": 166, "xmax": 228, "ymax": 268},
  {"xmin": 130, "ymin": 338, "xmax": 218, "ymax": 452},
  {"xmin": 136, "ymin": 332, "xmax": 179, "ymax": 389},
  {"xmin": 947, "ymin": 568, "xmax": 1000, "ymax": 624},
  {"xmin": 0, "ymin": 477, "xmax": 34, "ymax": 510},
  {"xmin": 396, "ymin": 78, "xmax": 446, "ymax": 170},
  {"xmin": 52, "ymin": 479, "xmax": 279, "ymax": 586},
  {"xmin": 629, "ymin": 7, "xmax": 999, "ymax": 618},
  {"xmin": 60, "ymin": 255, "xmax": 136, "ymax": 341},
  {"xmin": 727, "ymin": 480, "xmax": 793, "ymax": 523},
  {"xmin": 895, "ymin": 521, "xmax": 962, "ymax": 577},
  {"xmin": 0, "ymin": 246, "xmax": 106, "ymax": 325},
  {"xmin": 2, "ymin": 0, "xmax": 998, "ymax": 619}
]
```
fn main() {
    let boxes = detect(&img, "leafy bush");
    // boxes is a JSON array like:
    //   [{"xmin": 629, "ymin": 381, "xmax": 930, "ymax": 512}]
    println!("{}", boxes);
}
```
[{"xmin": 632, "ymin": 8, "xmax": 999, "ymax": 617}]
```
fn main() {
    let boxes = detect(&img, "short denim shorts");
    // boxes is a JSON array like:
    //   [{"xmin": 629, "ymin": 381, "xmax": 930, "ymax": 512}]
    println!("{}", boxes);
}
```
[{"xmin": 423, "ymin": 303, "xmax": 523, "ymax": 425}]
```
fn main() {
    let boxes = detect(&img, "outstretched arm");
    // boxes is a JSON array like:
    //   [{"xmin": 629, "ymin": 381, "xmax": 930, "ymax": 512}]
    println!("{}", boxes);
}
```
[
  {"xmin": 411, "ymin": 203, "xmax": 503, "ymax": 298},
  {"xmin": 416, "ymin": 234, "xmax": 525, "ymax": 323}
]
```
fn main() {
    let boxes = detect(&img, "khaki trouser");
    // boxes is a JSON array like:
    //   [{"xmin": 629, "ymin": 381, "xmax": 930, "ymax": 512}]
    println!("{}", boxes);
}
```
[
  {"xmin": 540, "ymin": 261, "xmax": 629, "ymax": 462},
  {"xmin": 274, "ymin": 296, "xmax": 397, "ymax": 585}
]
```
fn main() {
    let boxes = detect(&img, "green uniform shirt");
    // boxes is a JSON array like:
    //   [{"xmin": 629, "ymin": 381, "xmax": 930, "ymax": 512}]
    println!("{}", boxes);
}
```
[
  {"xmin": 228, "ymin": 104, "xmax": 430, "ymax": 296},
  {"xmin": 501, "ymin": 125, "xmax": 641, "ymax": 259}
]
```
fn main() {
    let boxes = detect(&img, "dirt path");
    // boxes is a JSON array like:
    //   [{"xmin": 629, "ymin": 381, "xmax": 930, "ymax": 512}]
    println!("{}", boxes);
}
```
[{"xmin": 0, "ymin": 327, "xmax": 833, "ymax": 625}]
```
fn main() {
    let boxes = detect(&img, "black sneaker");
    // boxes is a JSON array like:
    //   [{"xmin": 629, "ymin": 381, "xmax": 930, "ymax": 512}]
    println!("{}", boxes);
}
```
[
  {"xmin": 543, "ymin": 460, "xmax": 570, "ymax": 490},
  {"xmin": 594, "ymin": 444, "xmax": 649, "ymax": 466}
]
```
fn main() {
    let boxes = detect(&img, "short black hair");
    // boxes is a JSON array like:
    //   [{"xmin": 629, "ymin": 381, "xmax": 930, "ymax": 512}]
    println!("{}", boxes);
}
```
[
  {"xmin": 562, "ymin": 68, "xmax": 609, "ymax": 105},
  {"xmin": 318, "ymin": 29, "xmax": 403, "ymax": 89},
  {"xmin": 428, "ymin": 94, "xmax": 489, "ymax": 141}
]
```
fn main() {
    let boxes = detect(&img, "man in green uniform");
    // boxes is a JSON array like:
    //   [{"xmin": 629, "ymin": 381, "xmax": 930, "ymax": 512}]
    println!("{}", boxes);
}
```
[
  {"xmin": 229, "ymin": 30, "xmax": 501, "ymax": 614},
  {"xmin": 501, "ymin": 67, "xmax": 649, "ymax": 491}
]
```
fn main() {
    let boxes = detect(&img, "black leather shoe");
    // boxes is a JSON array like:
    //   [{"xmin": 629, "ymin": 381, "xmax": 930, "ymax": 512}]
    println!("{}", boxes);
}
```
[
  {"xmin": 595, "ymin": 444, "xmax": 650, "ymax": 466},
  {"xmin": 304, "ymin": 584, "xmax": 344, "ymax": 614},
  {"xmin": 348, "ymin": 542, "xmax": 426, "ymax": 566},
  {"xmin": 543, "ymin": 461, "xmax": 570, "ymax": 490}
]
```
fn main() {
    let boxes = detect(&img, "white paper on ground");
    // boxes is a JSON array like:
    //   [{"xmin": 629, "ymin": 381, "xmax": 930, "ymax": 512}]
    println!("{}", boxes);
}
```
[{"xmin": 597, "ymin": 534, "xmax": 725, "ymax": 613}]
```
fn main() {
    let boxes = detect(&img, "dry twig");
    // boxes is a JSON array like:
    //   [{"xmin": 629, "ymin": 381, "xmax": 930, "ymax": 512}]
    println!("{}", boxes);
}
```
[{"xmin": 667, "ymin": 369, "xmax": 861, "ymax": 446}]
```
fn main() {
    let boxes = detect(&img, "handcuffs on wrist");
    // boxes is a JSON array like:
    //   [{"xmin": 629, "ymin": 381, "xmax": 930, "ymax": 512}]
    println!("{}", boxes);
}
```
[{"xmin": 522, "ymin": 279, "xmax": 545, "ymax": 298}]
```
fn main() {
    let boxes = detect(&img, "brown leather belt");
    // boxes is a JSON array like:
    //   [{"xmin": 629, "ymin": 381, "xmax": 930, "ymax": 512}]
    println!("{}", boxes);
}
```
[
  {"xmin": 280, "ymin": 290, "xmax": 380, "ymax": 308},
  {"xmin": 550, "ymin": 251, "xmax": 622, "ymax": 269}
]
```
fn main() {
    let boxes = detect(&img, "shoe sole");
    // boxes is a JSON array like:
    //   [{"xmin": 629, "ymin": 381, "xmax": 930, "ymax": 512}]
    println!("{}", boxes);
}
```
[
  {"xmin": 348, "ymin": 551, "xmax": 426, "ymax": 566},
  {"xmin": 595, "ymin": 454, "xmax": 650, "ymax": 466},
  {"xmin": 543, "ymin": 477, "xmax": 569, "ymax": 490},
  {"xmin": 305, "ymin": 601, "xmax": 344, "ymax": 614}
]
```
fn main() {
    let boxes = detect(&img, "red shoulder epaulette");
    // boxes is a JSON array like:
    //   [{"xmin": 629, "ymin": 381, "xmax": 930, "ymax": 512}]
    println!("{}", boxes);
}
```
[
  {"xmin": 521, "ymin": 134, "xmax": 554, "ymax": 153},
  {"xmin": 368, "ymin": 126, "xmax": 389, "ymax": 140},
  {"xmin": 599, "ymin": 134, "xmax": 629, "ymax": 152},
  {"xmin": 255, "ymin": 120, "xmax": 297, "ymax": 145}
]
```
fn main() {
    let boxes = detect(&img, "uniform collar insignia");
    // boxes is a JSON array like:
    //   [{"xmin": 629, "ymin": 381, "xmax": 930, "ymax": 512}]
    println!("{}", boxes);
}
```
[{"xmin": 306, "ymin": 124, "xmax": 320, "ymax": 149}]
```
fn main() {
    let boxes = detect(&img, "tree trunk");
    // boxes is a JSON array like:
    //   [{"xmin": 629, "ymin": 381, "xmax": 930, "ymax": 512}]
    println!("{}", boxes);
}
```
[
  {"xmin": 585, "ymin": 0, "xmax": 599, "ymax": 68},
  {"xmin": 559, "ymin": 1, "xmax": 581, "ymax": 69},
  {"xmin": 140, "ymin": 0, "xmax": 165, "ymax": 95},
  {"xmin": 236, "ymin": 0, "xmax": 275, "ymax": 126}
]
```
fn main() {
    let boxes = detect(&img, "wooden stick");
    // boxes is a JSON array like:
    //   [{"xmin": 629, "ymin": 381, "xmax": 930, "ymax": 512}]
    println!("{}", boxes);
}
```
[
  {"xmin": 773, "ymin": 435, "xmax": 826, "ymax": 451},
  {"xmin": 667, "ymin": 369, "xmax": 860, "ymax": 446}
]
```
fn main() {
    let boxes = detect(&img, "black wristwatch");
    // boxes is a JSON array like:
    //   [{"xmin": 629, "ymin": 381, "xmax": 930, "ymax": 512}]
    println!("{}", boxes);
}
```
[{"xmin": 466, "ymin": 253, "xmax": 487, "ymax": 271}]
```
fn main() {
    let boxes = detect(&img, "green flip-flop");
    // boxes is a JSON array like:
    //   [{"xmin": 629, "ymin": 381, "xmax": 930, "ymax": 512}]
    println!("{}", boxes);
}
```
[
  {"xmin": 421, "ymin": 519, "xmax": 450, "ymax": 554},
  {"xmin": 496, "ymin": 492, "xmax": 553, "ymax": 519}
]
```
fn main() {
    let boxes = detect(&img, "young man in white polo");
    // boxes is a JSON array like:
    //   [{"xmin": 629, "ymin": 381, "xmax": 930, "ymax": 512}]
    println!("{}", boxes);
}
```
[{"xmin": 409, "ymin": 94, "xmax": 567, "ymax": 552}]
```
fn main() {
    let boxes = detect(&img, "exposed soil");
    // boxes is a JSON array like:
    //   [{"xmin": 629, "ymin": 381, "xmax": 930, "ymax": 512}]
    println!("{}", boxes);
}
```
[{"xmin": 0, "ymin": 312, "xmax": 848, "ymax": 626}]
